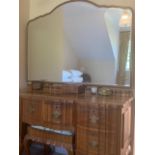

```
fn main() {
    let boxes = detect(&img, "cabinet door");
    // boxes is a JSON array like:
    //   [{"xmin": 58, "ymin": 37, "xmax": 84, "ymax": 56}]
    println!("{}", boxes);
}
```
[
  {"xmin": 105, "ymin": 106, "xmax": 121, "ymax": 155},
  {"xmin": 121, "ymin": 105, "xmax": 131, "ymax": 149},
  {"xmin": 105, "ymin": 104, "xmax": 132, "ymax": 155},
  {"xmin": 22, "ymin": 97, "xmax": 43, "ymax": 125}
]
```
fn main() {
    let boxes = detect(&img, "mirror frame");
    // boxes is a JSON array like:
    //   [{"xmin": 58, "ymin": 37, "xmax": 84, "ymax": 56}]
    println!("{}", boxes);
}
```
[{"xmin": 26, "ymin": 0, "xmax": 135, "ymax": 89}]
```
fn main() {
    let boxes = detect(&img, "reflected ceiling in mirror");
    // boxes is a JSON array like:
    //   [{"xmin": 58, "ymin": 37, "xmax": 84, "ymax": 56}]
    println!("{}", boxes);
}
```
[{"xmin": 27, "ymin": 1, "xmax": 133, "ymax": 86}]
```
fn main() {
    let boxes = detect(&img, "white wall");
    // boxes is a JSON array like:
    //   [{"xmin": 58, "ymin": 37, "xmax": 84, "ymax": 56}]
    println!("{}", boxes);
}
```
[
  {"xmin": 19, "ymin": 0, "xmax": 29, "ymax": 89},
  {"xmin": 28, "ymin": 8, "xmax": 65, "ymax": 81},
  {"xmin": 104, "ymin": 9, "xmax": 122, "ymax": 80},
  {"xmin": 28, "ymin": 3, "xmax": 117, "ymax": 83},
  {"xmin": 78, "ymin": 59, "xmax": 115, "ymax": 84},
  {"xmin": 28, "ymin": 7, "xmax": 78, "ymax": 81},
  {"xmin": 61, "ymin": 4, "xmax": 117, "ymax": 84},
  {"xmin": 63, "ymin": 37, "xmax": 78, "ymax": 70},
  {"xmin": 29, "ymin": 0, "xmax": 134, "ymax": 20}
]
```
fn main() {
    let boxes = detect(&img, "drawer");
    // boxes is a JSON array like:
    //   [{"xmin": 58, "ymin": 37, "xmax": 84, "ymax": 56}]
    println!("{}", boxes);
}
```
[
  {"xmin": 77, "ymin": 103, "xmax": 88, "ymax": 126},
  {"xmin": 88, "ymin": 107, "xmax": 99, "ymax": 128},
  {"xmin": 76, "ymin": 127, "xmax": 105, "ymax": 155},
  {"xmin": 22, "ymin": 98, "xmax": 43, "ymax": 125},
  {"xmin": 77, "ymin": 102, "xmax": 106, "ymax": 129},
  {"xmin": 43, "ymin": 99, "xmax": 74, "ymax": 129},
  {"xmin": 27, "ymin": 126, "xmax": 73, "ymax": 145}
]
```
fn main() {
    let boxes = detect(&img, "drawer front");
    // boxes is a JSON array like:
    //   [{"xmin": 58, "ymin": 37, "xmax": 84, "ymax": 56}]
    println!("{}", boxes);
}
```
[
  {"xmin": 22, "ymin": 98, "xmax": 43, "ymax": 124},
  {"xmin": 48, "ymin": 102, "xmax": 63, "ymax": 124},
  {"xmin": 43, "ymin": 99, "xmax": 74, "ymax": 128},
  {"xmin": 27, "ymin": 126, "xmax": 73, "ymax": 145},
  {"xmin": 77, "ymin": 127, "xmax": 105, "ymax": 155},
  {"xmin": 87, "ymin": 130, "xmax": 100, "ymax": 154},
  {"xmin": 88, "ymin": 107, "xmax": 99, "ymax": 128},
  {"xmin": 77, "ymin": 102, "xmax": 106, "ymax": 129},
  {"xmin": 98, "ymin": 105, "xmax": 106, "ymax": 130},
  {"xmin": 77, "ymin": 103, "xmax": 88, "ymax": 126}
]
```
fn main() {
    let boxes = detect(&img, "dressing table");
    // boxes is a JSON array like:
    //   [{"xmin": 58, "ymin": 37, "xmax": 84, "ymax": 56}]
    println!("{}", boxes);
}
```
[
  {"xmin": 20, "ymin": 84, "xmax": 134, "ymax": 155},
  {"xmin": 20, "ymin": 1, "xmax": 135, "ymax": 155}
]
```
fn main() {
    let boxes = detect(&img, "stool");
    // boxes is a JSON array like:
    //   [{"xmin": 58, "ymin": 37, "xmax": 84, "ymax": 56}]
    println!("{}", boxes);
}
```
[{"xmin": 24, "ymin": 126, "xmax": 75, "ymax": 155}]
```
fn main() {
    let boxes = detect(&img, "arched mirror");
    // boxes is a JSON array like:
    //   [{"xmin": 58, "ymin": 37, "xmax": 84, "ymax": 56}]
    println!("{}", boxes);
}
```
[{"xmin": 27, "ymin": 1, "xmax": 134, "ymax": 87}]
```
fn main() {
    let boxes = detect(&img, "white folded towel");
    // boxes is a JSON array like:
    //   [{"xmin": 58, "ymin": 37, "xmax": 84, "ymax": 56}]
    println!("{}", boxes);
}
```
[
  {"xmin": 72, "ymin": 77, "xmax": 83, "ymax": 83},
  {"xmin": 62, "ymin": 69, "xmax": 83, "ymax": 83},
  {"xmin": 62, "ymin": 77, "xmax": 72, "ymax": 82},
  {"xmin": 62, "ymin": 70, "xmax": 72, "ymax": 78},
  {"xmin": 70, "ymin": 69, "xmax": 83, "ymax": 77}
]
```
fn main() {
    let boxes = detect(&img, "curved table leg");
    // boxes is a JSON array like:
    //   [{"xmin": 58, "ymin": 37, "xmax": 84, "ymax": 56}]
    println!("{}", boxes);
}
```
[
  {"xmin": 24, "ymin": 137, "xmax": 31, "ymax": 155},
  {"xmin": 44, "ymin": 144, "xmax": 54, "ymax": 155},
  {"xmin": 67, "ymin": 146, "xmax": 75, "ymax": 155},
  {"xmin": 19, "ymin": 143, "xmax": 23, "ymax": 155}
]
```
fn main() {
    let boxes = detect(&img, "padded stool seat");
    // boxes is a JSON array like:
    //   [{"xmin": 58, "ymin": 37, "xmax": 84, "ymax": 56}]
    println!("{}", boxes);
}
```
[{"xmin": 24, "ymin": 126, "xmax": 75, "ymax": 155}]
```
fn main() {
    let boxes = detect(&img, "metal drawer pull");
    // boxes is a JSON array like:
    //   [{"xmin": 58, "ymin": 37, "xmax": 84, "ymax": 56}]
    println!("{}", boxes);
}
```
[
  {"xmin": 89, "ymin": 141, "xmax": 98, "ymax": 147},
  {"xmin": 89, "ymin": 115, "xmax": 99, "ymax": 124},
  {"xmin": 52, "ymin": 111, "xmax": 61, "ymax": 119}
]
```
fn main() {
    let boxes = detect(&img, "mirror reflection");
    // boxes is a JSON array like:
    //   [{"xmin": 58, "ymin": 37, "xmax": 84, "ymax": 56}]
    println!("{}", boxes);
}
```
[{"xmin": 27, "ymin": 1, "xmax": 132, "ymax": 86}]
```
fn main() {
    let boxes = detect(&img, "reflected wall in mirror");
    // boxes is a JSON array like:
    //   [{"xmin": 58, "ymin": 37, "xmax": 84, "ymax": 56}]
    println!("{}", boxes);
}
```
[{"xmin": 27, "ymin": 1, "xmax": 133, "ymax": 86}]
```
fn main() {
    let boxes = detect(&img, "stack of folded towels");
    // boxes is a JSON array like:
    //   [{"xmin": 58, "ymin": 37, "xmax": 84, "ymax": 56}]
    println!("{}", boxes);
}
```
[{"xmin": 62, "ymin": 69, "xmax": 83, "ymax": 83}]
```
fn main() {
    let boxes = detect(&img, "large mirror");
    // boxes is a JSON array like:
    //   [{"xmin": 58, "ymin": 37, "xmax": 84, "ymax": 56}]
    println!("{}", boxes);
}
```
[{"xmin": 27, "ymin": 1, "xmax": 133, "ymax": 87}]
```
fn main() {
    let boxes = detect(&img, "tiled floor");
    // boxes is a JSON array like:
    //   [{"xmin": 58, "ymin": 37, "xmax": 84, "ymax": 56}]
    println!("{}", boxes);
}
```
[{"xmin": 22, "ymin": 144, "xmax": 67, "ymax": 155}]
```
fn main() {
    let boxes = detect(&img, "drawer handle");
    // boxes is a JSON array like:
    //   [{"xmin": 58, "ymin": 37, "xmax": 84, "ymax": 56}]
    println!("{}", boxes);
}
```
[
  {"xmin": 52, "ymin": 111, "xmax": 61, "ymax": 119},
  {"xmin": 89, "ymin": 141, "xmax": 98, "ymax": 148},
  {"xmin": 89, "ymin": 115, "xmax": 99, "ymax": 124}
]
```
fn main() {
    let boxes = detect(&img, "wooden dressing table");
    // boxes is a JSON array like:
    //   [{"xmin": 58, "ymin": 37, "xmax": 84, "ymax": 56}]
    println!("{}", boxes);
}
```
[
  {"xmin": 22, "ymin": 2, "xmax": 135, "ymax": 154},
  {"xmin": 20, "ymin": 83, "xmax": 134, "ymax": 155}
]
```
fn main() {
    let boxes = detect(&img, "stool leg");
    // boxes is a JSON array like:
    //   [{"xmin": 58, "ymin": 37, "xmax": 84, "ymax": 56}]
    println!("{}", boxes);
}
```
[
  {"xmin": 44, "ymin": 144, "xmax": 51, "ymax": 155},
  {"xmin": 68, "ymin": 150, "xmax": 75, "ymax": 155},
  {"xmin": 24, "ymin": 138, "xmax": 31, "ymax": 155},
  {"xmin": 67, "ymin": 146, "xmax": 75, "ymax": 155},
  {"xmin": 68, "ymin": 150, "xmax": 73, "ymax": 155},
  {"xmin": 50, "ymin": 145, "xmax": 55, "ymax": 154},
  {"xmin": 19, "ymin": 143, "xmax": 23, "ymax": 155}
]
